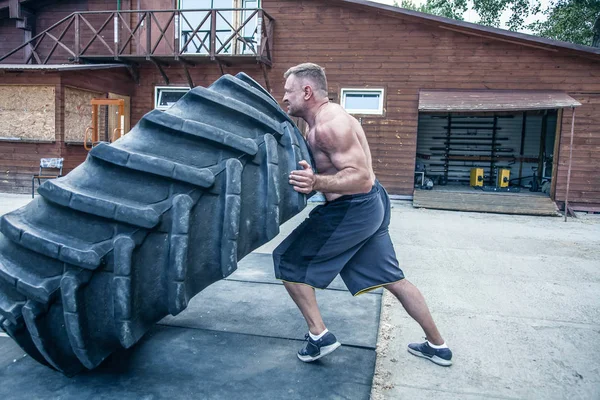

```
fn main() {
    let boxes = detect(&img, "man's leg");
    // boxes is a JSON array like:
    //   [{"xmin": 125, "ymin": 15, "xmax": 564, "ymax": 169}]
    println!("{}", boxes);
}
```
[
  {"xmin": 385, "ymin": 279, "xmax": 452, "ymax": 366},
  {"xmin": 283, "ymin": 281, "xmax": 326, "ymax": 335},
  {"xmin": 384, "ymin": 279, "xmax": 443, "ymax": 345},
  {"xmin": 283, "ymin": 281, "xmax": 341, "ymax": 362}
]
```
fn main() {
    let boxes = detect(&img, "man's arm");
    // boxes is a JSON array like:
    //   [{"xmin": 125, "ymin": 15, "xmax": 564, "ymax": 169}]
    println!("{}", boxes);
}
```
[{"xmin": 289, "ymin": 120, "xmax": 373, "ymax": 195}]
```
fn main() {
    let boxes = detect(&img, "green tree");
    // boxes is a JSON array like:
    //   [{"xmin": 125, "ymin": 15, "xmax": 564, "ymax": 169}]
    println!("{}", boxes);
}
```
[
  {"xmin": 473, "ymin": 0, "xmax": 540, "ymax": 31},
  {"xmin": 529, "ymin": 0, "xmax": 600, "ymax": 46},
  {"xmin": 394, "ymin": 0, "xmax": 541, "ymax": 31},
  {"xmin": 398, "ymin": 0, "xmax": 467, "ymax": 20}
]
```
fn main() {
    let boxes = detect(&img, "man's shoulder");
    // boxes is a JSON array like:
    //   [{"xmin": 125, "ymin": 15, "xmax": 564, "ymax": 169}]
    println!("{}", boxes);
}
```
[{"xmin": 317, "ymin": 106, "xmax": 353, "ymax": 135}]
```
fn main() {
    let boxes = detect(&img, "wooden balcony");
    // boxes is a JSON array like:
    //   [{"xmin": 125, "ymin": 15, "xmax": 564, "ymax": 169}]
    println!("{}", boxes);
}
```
[{"xmin": 0, "ymin": 8, "xmax": 274, "ymax": 67}]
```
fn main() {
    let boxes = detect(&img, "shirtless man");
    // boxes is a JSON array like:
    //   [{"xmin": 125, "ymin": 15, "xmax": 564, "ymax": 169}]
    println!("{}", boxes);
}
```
[{"xmin": 273, "ymin": 63, "xmax": 452, "ymax": 366}]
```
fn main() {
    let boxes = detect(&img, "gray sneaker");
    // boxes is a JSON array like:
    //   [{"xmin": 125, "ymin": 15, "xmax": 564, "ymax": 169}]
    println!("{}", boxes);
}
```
[
  {"xmin": 408, "ymin": 341, "xmax": 453, "ymax": 366},
  {"xmin": 297, "ymin": 332, "xmax": 341, "ymax": 362}
]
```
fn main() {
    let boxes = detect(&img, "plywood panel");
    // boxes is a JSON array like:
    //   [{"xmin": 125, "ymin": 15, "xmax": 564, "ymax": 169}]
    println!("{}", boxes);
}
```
[
  {"xmin": 64, "ymin": 87, "xmax": 103, "ymax": 143},
  {"xmin": 0, "ymin": 86, "xmax": 55, "ymax": 142}
]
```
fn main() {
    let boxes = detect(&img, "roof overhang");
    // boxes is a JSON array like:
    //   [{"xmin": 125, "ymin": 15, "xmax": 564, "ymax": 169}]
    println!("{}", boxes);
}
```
[
  {"xmin": 418, "ymin": 90, "xmax": 582, "ymax": 112},
  {"xmin": 0, "ymin": 63, "xmax": 127, "ymax": 72}
]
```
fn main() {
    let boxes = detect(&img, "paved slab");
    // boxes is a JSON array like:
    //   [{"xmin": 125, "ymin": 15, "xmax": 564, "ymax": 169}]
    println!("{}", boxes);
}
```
[
  {"xmin": 0, "ymin": 194, "xmax": 380, "ymax": 399},
  {"xmin": 0, "ymin": 336, "xmax": 27, "ymax": 369},
  {"xmin": 160, "ymin": 279, "xmax": 381, "ymax": 348},
  {"xmin": 0, "ymin": 268, "xmax": 379, "ymax": 399},
  {"xmin": 0, "ymin": 326, "xmax": 375, "ymax": 400}
]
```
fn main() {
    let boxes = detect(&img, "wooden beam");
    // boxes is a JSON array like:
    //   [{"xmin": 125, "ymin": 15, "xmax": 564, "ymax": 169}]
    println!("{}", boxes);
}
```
[
  {"xmin": 125, "ymin": 64, "xmax": 140, "ymax": 85},
  {"xmin": 8, "ymin": 0, "xmax": 20, "ymax": 19},
  {"xmin": 91, "ymin": 98, "xmax": 125, "ymax": 106},
  {"xmin": 178, "ymin": 57, "xmax": 196, "ymax": 67},
  {"xmin": 16, "ymin": 7, "xmax": 34, "ymax": 29},
  {"xmin": 180, "ymin": 60, "xmax": 194, "ymax": 88},
  {"xmin": 150, "ymin": 57, "xmax": 169, "ymax": 85},
  {"xmin": 23, "ymin": 29, "xmax": 31, "ymax": 62},
  {"xmin": 261, "ymin": 63, "xmax": 271, "ymax": 94}
]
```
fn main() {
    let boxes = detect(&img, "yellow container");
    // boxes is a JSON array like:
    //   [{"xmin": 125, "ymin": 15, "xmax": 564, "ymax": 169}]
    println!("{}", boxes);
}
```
[
  {"xmin": 470, "ymin": 168, "xmax": 484, "ymax": 187},
  {"xmin": 496, "ymin": 169, "xmax": 510, "ymax": 188}
]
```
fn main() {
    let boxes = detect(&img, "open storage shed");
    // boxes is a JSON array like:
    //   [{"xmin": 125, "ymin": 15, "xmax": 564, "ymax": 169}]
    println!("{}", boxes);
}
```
[{"xmin": 413, "ymin": 90, "xmax": 581, "ymax": 215}]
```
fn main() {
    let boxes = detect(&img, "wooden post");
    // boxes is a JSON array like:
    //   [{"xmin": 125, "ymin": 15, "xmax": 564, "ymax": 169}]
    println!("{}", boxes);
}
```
[
  {"xmin": 8, "ymin": 0, "xmax": 20, "ymax": 19},
  {"xmin": 119, "ymin": 102, "xmax": 125, "ymax": 139},
  {"xmin": 174, "ymin": 10, "xmax": 180, "ymax": 57},
  {"xmin": 74, "ymin": 13, "xmax": 80, "ymax": 62},
  {"xmin": 146, "ymin": 12, "xmax": 151, "ymax": 59},
  {"xmin": 210, "ymin": 10, "xmax": 216, "ymax": 60},
  {"xmin": 564, "ymin": 107, "xmax": 575, "ymax": 222},
  {"xmin": 550, "ymin": 108, "xmax": 563, "ymax": 200},
  {"xmin": 114, "ymin": 12, "xmax": 119, "ymax": 59},
  {"xmin": 257, "ymin": 10, "xmax": 263, "ymax": 60},
  {"xmin": 23, "ymin": 29, "xmax": 32, "ymax": 63},
  {"xmin": 92, "ymin": 104, "xmax": 99, "ymax": 144}
]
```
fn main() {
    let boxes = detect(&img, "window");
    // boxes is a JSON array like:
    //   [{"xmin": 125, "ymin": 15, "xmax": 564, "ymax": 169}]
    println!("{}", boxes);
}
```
[
  {"xmin": 240, "ymin": 0, "xmax": 260, "ymax": 54},
  {"xmin": 179, "ymin": 0, "xmax": 261, "ymax": 55},
  {"xmin": 155, "ymin": 86, "xmax": 190, "ymax": 110},
  {"xmin": 341, "ymin": 88, "xmax": 384, "ymax": 115},
  {"xmin": 180, "ymin": 0, "xmax": 235, "ymax": 55}
]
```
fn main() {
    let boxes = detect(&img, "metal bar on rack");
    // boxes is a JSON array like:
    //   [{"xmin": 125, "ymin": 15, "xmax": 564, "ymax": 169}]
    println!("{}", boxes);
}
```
[
  {"xmin": 538, "ymin": 111, "xmax": 548, "ymax": 183},
  {"xmin": 489, "ymin": 115, "xmax": 498, "ymax": 185},
  {"xmin": 443, "ymin": 113, "xmax": 451, "ymax": 184},
  {"xmin": 518, "ymin": 111, "xmax": 527, "ymax": 183}
]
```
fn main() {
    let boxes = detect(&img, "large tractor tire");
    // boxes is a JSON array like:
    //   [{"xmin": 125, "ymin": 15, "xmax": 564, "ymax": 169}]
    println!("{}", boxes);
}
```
[{"xmin": 0, "ymin": 73, "xmax": 313, "ymax": 376}]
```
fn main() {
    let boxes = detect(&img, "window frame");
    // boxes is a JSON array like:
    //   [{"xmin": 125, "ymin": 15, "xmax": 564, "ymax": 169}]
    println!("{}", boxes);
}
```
[
  {"xmin": 340, "ymin": 88, "xmax": 385, "ymax": 115},
  {"xmin": 154, "ymin": 86, "xmax": 190, "ymax": 110}
]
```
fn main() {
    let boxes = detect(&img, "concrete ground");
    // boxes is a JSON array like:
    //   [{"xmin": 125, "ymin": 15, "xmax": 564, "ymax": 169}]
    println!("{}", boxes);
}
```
[
  {"xmin": 1, "ymin": 193, "xmax": 599, "ymax": 399},
  {"xmin": 368, "ymin": 203, "xmax": 600, "ymax": 400}
]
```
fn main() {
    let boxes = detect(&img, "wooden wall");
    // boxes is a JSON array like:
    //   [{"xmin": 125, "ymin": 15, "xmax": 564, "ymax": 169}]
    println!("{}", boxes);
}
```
[
  {"xmin": 1, "ymin": 0, "xmax": 599, "ymax": 205},
  {"xmin": 129, "ymin": 63, "xmax": 266, "ymax": 123},
  {"xmin": 257, "ymin": 0, "xmax": 600, "ymax": 199},
  {"xmin": 0, "ymin": 73, "xmax": 60, "ymax": 193},
  {"xmin": 0, "ymin": 1, "xmax": 137, "ymax": 63},
  {"xmin": 0, "ymin": 68, "xmax": 133, "ymax": 193},
  {"xmin": 124, "ymin": 0, "xmax": 600, "ymax": 202},
  {"xmin": 0, "ymin": 12, "xmax": 25, "ymax": 63},
  {"xmin": 555, "ymin": 94, "xmax": 600, "ymax": 206},
  {"xmin": 61, "ymin": 68, "xmax": 135, "ymax": 173}
]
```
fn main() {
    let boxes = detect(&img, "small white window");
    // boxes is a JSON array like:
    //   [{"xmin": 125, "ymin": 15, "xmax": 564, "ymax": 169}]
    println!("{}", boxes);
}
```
[
  {"xmin": 341, "ymin": 88, "xmax": 384, "ymax": 115},
  {"xmin": 155, "ymin": 86, "xmax": 190, "ymax": 110}
]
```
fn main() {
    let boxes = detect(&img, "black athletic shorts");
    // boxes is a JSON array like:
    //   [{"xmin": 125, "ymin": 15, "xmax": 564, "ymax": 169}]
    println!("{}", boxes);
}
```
[{"xmin": 273, "ymin": 180, "xmax": 405, "ymax": 296}]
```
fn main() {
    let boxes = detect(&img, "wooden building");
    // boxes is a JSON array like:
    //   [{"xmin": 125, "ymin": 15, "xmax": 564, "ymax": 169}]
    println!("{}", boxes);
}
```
[{"xmin": 1, "ymin": 0, "xmax": 599, "ymax": 213}]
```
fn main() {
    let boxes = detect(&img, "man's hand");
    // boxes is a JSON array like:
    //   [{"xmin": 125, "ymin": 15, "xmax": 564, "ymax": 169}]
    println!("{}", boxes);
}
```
[{"xmin": 289, "ymin": 160, "xmax": 316, "ymax": 194}]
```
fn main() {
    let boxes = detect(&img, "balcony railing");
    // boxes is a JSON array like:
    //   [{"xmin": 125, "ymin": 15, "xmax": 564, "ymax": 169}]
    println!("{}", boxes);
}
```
[{"xmin": 0, "ymin": 8, "xmax": 274, "ymax": 65}]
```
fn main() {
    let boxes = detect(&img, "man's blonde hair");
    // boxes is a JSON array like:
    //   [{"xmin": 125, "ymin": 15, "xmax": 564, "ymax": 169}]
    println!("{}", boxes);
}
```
[{"xmin": 284, "ymin": 63, "xmax": 328, "ymax": 97}]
